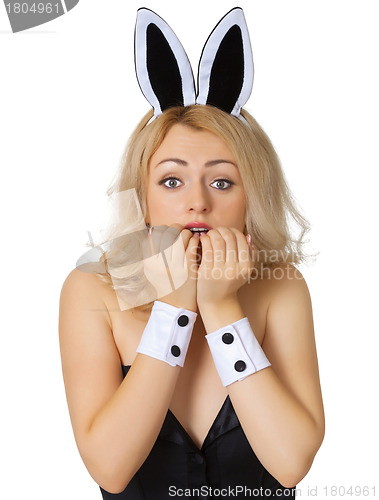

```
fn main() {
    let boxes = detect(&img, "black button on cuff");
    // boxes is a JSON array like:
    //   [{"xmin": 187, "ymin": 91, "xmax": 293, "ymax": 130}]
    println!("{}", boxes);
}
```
[
  {"xmin": 171, "ymin": 345, "xmax": 181, "ymax": 357},
  {"xmin": 177, "ymin": 314, "xmax": 189, "ymax": 327},
  {"xmin": 222, "ymin": 332, "xmax": 234, "ymax": 344},
  {"xmin": 234, "ymin": 360, "xmax": 246, "ymax": 372}
]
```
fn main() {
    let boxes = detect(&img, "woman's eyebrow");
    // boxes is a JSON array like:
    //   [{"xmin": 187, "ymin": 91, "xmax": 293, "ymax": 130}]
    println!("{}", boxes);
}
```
[{"xmin": 155, "ymin": 158, "xmax": 237, "ymax": 168}]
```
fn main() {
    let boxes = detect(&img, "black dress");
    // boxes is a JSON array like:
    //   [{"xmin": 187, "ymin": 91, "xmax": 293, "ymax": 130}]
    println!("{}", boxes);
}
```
[{"xmin": 100, "ymin": 365, "xmax": 296, "ymax": 499}]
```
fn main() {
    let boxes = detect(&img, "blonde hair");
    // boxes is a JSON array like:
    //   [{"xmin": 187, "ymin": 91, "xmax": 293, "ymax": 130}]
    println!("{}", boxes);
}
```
[{"xmin": 95, "ymin": 105, "xmax": 310, "ymax": 311}]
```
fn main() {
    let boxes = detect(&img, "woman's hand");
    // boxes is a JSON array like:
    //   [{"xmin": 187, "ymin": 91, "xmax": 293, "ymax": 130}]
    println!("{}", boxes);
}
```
[
  {"xmin": 142, "ymin": 224, "xmax": 200, "ymax": 312},
  {"xmin": 197, "ymin": 227, "xmax": 254, "ymax": 308}
]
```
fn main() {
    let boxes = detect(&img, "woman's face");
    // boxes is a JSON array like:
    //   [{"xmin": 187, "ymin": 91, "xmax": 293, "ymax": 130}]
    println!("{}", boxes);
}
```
[{"xmin": 146, "ymin": 124, "xmax": 246, "ymax": 233}]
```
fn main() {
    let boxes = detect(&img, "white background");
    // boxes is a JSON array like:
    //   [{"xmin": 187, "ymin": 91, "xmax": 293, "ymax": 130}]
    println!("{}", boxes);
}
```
[{"xmin": 1, "ymin": 1, "xmax": 378, "ymax": 498}]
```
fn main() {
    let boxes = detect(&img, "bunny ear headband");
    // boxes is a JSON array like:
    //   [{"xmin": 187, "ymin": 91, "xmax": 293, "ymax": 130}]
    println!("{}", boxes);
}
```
[{"xmin": 134, "ymin": 7, "xmax": 254, "ymax": 125}]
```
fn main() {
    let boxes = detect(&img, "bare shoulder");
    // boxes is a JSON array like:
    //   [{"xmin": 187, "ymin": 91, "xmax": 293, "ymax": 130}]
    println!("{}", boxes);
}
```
[
  {"xmin": 244, "ymin": 264, "xmax": 311, "ymax": 322},
  {"xmin": 60, "ymin": 267, "xmax": 112, "ymax": 306},
  {"xmin": 260, "ymin": 264, "xmax": 324, "ymax": 431},
  {"xmin": 59, "ymin": 268, "xmax": 119, "ymax": 361},
  {"xmin": 267, "ymin": 263, "xmax": 312, "ymax": 323},
  {"xmin": 257, "ymin": 263, "xmax": 310, "ymax": 300},
  {"xmin": 59, "ymin": 268, "xmax": 125, "ymax": 437},
  {"xmin": 59, "ymin": 267, "xmax": 123, "ymax": 363},
  {"xmin": 261, "ymin": 264, "xmax": 313, "ymax": 345}
]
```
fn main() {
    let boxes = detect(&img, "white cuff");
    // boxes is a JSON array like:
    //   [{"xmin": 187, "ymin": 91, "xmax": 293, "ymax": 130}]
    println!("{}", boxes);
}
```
[
  {"xmin": 136, "ymin": 300, "xmax": 197, "ymax": 367},
  {"xmin": 205, "ymin": 317, "xmax": 271, "ymax": 387}
]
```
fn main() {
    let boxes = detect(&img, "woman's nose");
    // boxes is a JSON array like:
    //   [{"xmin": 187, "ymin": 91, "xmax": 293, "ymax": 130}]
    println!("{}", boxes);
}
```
[{"xmin": 186, "ymin": 183, "xmax": 210, "ymax": 213}]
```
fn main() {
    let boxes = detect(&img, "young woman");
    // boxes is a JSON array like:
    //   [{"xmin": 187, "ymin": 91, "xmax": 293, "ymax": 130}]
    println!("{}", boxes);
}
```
[{"xmin": 59, "ymin": 8, "xmax": 324, "ymax": 500}]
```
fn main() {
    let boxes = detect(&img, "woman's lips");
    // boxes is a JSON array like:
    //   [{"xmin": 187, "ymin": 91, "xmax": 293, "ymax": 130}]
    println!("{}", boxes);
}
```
[{"xmin": 184, "ymin": 222, "xmax": 213, "ymax": 234}]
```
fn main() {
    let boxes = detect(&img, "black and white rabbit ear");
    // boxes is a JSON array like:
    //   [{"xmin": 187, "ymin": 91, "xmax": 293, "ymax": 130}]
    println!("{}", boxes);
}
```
[
  {"xmin": 135, "ymin": 8, "xmax": 196, "ymax": 118},
  {"xmin": 196, "ymin": 8, "xmax": 254, "ymax": 117}
]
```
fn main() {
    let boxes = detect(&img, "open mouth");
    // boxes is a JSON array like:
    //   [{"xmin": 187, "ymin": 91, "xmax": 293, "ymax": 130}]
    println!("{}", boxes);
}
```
[{"xmin": 189, "ymin": 228, "xmax": 209, "ymax": 235}]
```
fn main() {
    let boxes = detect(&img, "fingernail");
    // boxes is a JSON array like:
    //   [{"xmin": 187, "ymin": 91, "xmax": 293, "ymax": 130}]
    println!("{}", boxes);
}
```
[{"xmin": 246, "ymin": 234, "xmax": 252, "ymax": 246}]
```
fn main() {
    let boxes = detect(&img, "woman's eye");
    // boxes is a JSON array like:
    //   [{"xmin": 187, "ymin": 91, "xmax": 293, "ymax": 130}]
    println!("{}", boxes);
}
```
[
  {"xmin": 160, "ymin": 177, "xmax": 182, "ymax": 188},
  {"xmin": 159, "ymin": 177, "xmax": 233, "ymax": 190},
  {"xmin": 211, "ymin": 178, "xmax": 234, "ymax": 190}
]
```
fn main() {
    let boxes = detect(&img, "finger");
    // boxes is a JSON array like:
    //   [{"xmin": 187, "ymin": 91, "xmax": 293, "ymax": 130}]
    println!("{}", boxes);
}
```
[
  {"xmin": 229, "ymin": 227, "xmax": 252, "ymax": 264},
  {"xmin": 217, "ymin": 227, "xmax": 238, "ymax": 264},
  {"xmin": 166, "ymin": 232, "xmax": 200, "ymax": 290},
  {"xmin": 186, "ymin": 233, "xmax": 201, "ymax": 270},
  {"xmin": 180, "ymin": 228, "xmax": 194, "ymax": 249},
  {"xmin": 170, "ymin": 229, "xmax": 192, "ymax": 268},
  {"xmin": 160, "ymin": 224, "xmax": 182, "ymax": 255},
  {"xmin": 206, "ymin": 228, "xmax": 225, "ymax": 266},
  {"xmin": 199, "ymin": 232, "xmax": 213, "ymax": 269},
  {"xmin": 245, "ymin": 233, "xmax": 256, "ymax": 266}
]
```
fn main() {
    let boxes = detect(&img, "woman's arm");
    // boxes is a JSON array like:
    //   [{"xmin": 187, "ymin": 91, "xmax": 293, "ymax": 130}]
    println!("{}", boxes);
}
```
[
  {"xmin": 197, "ymin": 228, "xmax": 324, "ymax": 488},
  {"xmin": 59, "ymin": 269, "xmax": 182, "ymax": 494},
  {"xmin": 199, "ymin": 266, "xmax": 325, "ymax": 488},
  {"xmin": 59, "ymin": 228, "xmax": 198, "ymax": 493}
]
